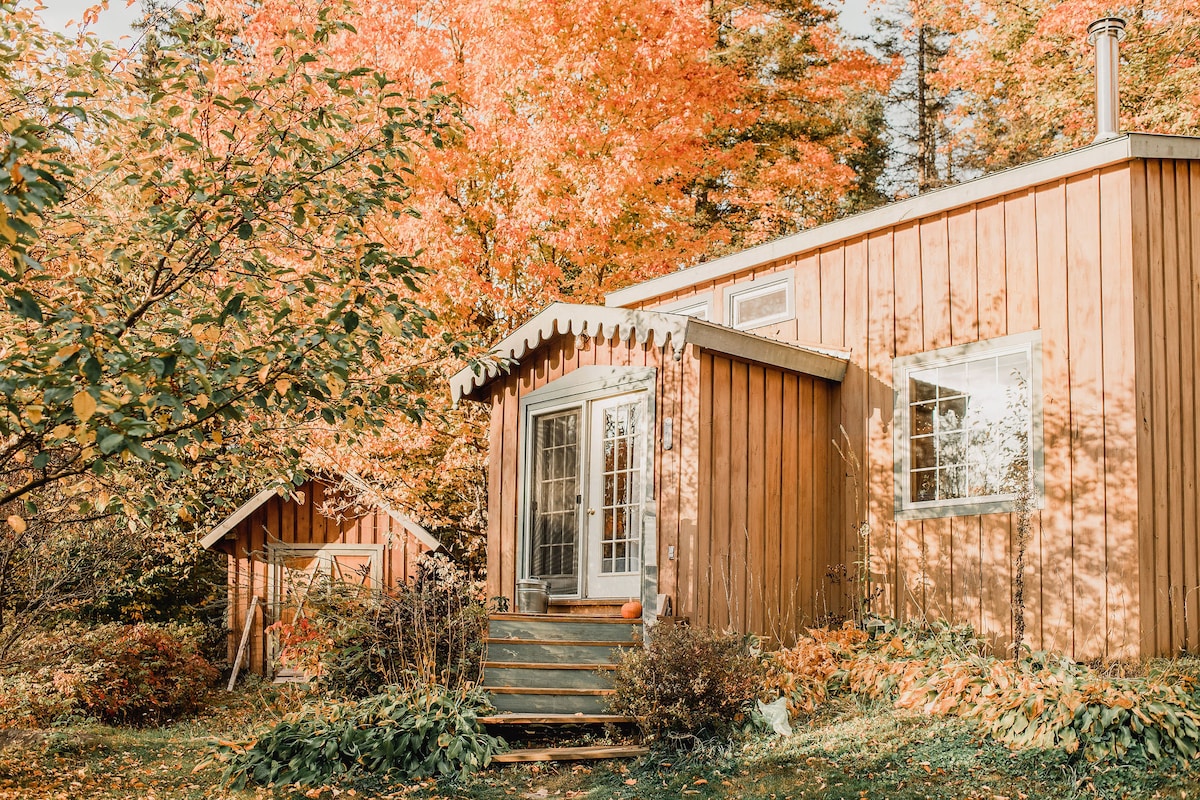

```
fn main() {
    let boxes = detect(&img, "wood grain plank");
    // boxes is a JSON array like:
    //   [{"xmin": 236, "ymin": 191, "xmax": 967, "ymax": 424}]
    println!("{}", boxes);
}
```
[
  {"xmin": 487, "ymin": 388, "xmax": 504, "ymax": 600},
  {"xmin": 812, "ymin": 381, "xmax": 834, "ymax": 619},
  {"xmin": 708, "ymin": 354, "xmax": 731, "ymax": 629},
  {"xmin": 1098, "ymin": 164, "xmax": 1141, "ymax": 658},
  {"xmin": 892, "ymin": 223, "xmax": 923, "ymax": 357},
  {"xmin": 892, "ymin": 220, "xmax": 925, "ymax": 621},
  {"xmin": 1005, "ymin": 189, "xmax": 1040, "ymax": 333},
  {"xmin": 796, "ymin": 252, "xmax": 822, "ymax": 344},
  {"xmin": 780, "ymin": 373, "xmax": 800, "ymax": 642},
  {"xmin": 729, "ymin": 359, "xmax": 750, "ymax": 632},
  {"xmin": 500, "ymin": 373, "xmax": 521, "ymax": 610},
  {"xmin": 841, "ymin": 236, "xmax": 870, "ymax": 620},
  {"xmin": 919, "ymin": 214, "xmax": 952, "ymax": 622},
  {"xmin": 976, "ymin": 199, "xmax": 1008, "ymax": 339},
  {"xmin": 1162, "ymin": 162, "xmax": 1186, "ymax": 653},
  {"xmin": 948, "ymin": 207, "xmax": 980, "ymax": 345},
  {"xmin": 747, "ymin": 363, "xmax": 767, "ymax": 636},
  {"xmin": 763, "ymin": 366, "xmax": 783, "ymax": 636},
  {"xmin": 1190, "ymin": 163, "xmax": 1200, "ymax": 651},
  {"xmin": 920, "ymin": 213, "xmax": 952, "ymax": 351},
  {"xmin": 866, "ymin": 230, "xmax": 898, "ymax": 618},
  {"xmin": 1034, "ymin": 179, "xmax": 1070, "ymax": 654},
  {"xmin": 821, "ymin": 247, "xmax": 846, "ymax": 348},
  {"xmin": 1129, "ymin": 160, "xmax": 1157, "ymax": 657},
  {"xmin": 678, "ymin": 348, "xmax": 703, "ymax": 624},
  {"xmin": 1146, "ymin": 160, "xmax": 1170, "ymax": 655},
  {"xmin": 1066, "ymin": 172, "xmax": 1108, "ymax": 659},
  {"xmin": 656, "ymin": 349, "xmax": 680, "ymax": 613},
  {"xmin": 798, "ymin": 376, "xmax": 815, "ymax": 622}
]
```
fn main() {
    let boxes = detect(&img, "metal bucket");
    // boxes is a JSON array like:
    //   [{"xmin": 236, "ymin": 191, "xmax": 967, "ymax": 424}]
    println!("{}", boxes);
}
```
[{"xmin": 516, "ymin": 578, "xmax": 551, "ymax": 614}]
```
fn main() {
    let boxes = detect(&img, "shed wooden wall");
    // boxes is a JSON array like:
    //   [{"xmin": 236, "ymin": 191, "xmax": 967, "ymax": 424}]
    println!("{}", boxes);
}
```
[
  {"xmin": 221, "ymin": 480, "xmax": 429, "ymax": 675},
  {"xmin": 689, "ymin": 351, "xmax": 840, "ymax": 643},
  {"xmin": 484, "ymin": 332, "xmax": 690, "ymax": 611},
  {"xmin": 1132, "ymin": 159, "xmax": 1200, "ymax": 655},
  {"xmin": 639, "ymin": 162, "xmax": 1148, "ymax": 659}
]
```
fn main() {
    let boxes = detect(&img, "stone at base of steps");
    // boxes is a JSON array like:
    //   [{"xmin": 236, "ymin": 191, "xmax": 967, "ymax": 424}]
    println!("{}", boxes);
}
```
[{"xmin": 491, "ymin": 745, "xmax": 648, "ymax": 763}]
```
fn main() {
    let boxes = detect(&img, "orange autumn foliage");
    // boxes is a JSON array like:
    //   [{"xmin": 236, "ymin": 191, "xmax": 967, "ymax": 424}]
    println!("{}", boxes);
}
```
[{"xmin": 209, "ymin": 0, "xmax": 891, "ymax": 558}]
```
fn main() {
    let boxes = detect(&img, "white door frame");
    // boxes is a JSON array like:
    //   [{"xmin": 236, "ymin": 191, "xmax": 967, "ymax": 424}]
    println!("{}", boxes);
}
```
[{"xmin": 516, "ymin": 366, "xmax": 658, "ymax": 602}]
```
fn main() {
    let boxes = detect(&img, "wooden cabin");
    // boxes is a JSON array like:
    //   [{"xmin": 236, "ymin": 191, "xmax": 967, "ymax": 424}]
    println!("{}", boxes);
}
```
[
  {"xmin": 452, "ymin": 133, "xmax": 1200, "ymax": 661},
  {"xmin": 201, "ymin": 477, "xmax": 441, "ymax": 676}
]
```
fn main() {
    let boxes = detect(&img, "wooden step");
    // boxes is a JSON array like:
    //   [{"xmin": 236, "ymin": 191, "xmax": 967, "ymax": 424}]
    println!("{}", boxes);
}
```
[
  {"xmin": 491, "ymin": 745, "xmax": 648, "ymax": 763},
  {"xmin": 484, "ymin": 664, "xmax": 614, "ymax": 690},
  {"xmin": 486, "ymin": 686, "xmax": 614, "ymax": 714},
  {"xmin": 487, "ymin": 687, "xmax": 614, "ymax": 696},
  {"xmin": 478, "ymin": 713, "xmax": 634, "ymax": 726},
  {"xmin": 485, "ymin": 638, "xmax": 637, "ymax": 665},
  {"xmin": 489, "ymin": 616, "xmax": 642, "ymax": 644},
  {"xmin": 489, "ymin": 613, "xmax": 636, "ymax": 623},
  {"xmin": 484, "ymin": 662, "xmax": 616, "ymax": 670}
]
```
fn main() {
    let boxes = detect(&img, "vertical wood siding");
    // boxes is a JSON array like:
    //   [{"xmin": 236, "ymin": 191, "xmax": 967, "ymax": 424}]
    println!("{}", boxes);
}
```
[
  {"xmin": 693, "ymin": 353, "xmax": 841, "ymax": 642},
  {"xmin": 637, "ymin": 162, "xmax": 1153, "ymax": 659},
  {"xmin": 223, "ymin": 480, "xmax": 430, "ymax": 675},
  {"xmin": 1132, "ymin": 159, "xmax": 1200, "ymax": 655}
]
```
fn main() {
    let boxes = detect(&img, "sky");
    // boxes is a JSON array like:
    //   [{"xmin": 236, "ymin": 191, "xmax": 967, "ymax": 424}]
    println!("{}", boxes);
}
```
[
  {"xmin": 38, "ymin": 0, "xmax": 878, "ymax": 44},
  {"xmin": 36, "ymin": 0, "xmax": 142, "ymax": 41}
]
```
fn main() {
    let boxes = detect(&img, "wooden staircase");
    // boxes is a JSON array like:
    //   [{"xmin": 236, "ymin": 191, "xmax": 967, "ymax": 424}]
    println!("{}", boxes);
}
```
[{"xmin": 483, "ymin": 613, "xmax": 642, "ymax": 717}]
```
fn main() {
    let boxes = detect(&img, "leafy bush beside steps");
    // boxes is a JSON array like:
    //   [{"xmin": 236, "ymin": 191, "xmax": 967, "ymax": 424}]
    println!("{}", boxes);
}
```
[{"xmin": 216, "ymin": 682, "xmax": 503, "ymax": 788}]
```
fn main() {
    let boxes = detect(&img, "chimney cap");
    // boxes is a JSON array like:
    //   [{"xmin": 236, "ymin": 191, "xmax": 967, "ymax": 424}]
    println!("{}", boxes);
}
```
[{"xmin": 1087, "ymin": 17, "xmax": 1127, "ymax": 44}]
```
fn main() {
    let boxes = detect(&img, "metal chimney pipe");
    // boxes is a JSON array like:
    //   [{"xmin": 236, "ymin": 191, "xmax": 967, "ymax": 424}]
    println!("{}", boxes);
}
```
[{"xmin": 1087, "ymin": 17, "xmax": 1127, "ymax": 142}]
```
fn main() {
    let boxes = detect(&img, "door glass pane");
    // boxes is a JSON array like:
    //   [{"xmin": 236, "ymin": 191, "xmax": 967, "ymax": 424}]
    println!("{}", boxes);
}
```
[
  {"xmin": 599, "ymin": 401, "xmax": 641, "ymax": 575},
  {"xmin": 530, "ymin": 410, "xmax": 580, "ymax": 593}
]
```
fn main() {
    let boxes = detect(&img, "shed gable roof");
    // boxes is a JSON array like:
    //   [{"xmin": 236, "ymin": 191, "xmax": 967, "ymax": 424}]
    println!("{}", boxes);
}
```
[
  {"xmin": 199, "ymin": 476, "xmax": 441, "ymax": 551},
  {"xmin": 449, "ymin": 302, "xmax": 849, "ymax": 403}
]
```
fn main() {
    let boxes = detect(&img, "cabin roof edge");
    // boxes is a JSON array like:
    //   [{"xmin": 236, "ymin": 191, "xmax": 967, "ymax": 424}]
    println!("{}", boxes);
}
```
[{"xmin": 605, "ymin": 132, "xmax": 1198, "ymax": 308}]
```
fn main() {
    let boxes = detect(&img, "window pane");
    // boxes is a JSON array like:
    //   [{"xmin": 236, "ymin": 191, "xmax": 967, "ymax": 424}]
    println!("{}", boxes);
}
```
[
  {"xmin": 911, "ymin": 435, "xmax": 937, "ymax": 469},
  {"xmin": 904, "ymin": 344, "xmax": 1034, "ymax": 508},
  {"xmin": 733, "ymin": 285, "xmax": 789, "ymax": 327},
  {"xmin": 910, "ymin": 372, "xmax": 938, "ymax": 403},
  {"xmin": 911, "ymin": 402, "xmax": 934, "ymax": 435}
]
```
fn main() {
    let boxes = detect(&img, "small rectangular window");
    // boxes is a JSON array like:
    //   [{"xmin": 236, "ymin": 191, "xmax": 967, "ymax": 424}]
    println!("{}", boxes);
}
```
[
  {"xmin": 894, "ymin": 331, "xmax": 1043, "ymax": 519},
  {"xmin": 655, "ymin": 294, "xmax": 713, "ymax": 320},
  {"xmin": 726, "ymin": 276, "xmax": 793, "ymax": 329}
]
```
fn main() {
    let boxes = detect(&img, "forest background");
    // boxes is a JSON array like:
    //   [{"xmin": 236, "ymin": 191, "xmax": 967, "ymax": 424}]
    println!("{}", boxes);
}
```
[{"xmin": 1, "ymin": 0, "xmax": 1198, "ymax": 665}]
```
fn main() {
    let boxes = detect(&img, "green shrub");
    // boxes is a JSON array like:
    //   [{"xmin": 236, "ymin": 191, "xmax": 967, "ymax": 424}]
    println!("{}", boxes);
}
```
[
  {"xmin": 609, "ymin": 622, "xmax": 765, "ymax": 743},
  {"xmin": 0, "ymin": 623, "xmax": 217, "ymax": 727},
  {"xmin": 66, "ymin": 623, "xmax": 218, "ymax": 725},
  {"xmin": 306, "ymin": 553, "xmax": 488, "ymax": 697},
  {"xmin": 217, "ymin": 684, "xmax": 503, "ymax": 787}
]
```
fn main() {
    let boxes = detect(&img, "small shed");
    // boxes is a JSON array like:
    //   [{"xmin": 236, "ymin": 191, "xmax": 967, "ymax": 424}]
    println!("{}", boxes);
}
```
[{"xmin": 201, "ymin": 477, "xmax": 440, "ymax": 676}]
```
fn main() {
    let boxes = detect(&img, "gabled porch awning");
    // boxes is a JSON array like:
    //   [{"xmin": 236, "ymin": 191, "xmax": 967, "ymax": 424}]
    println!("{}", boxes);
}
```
[{"xmin": 449, "ymin": 302, "xmax": 850, "ymax": 404}]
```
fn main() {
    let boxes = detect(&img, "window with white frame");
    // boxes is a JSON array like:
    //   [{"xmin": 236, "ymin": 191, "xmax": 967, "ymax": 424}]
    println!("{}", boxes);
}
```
[
  {"xmin": 654, "ymin": 294, "xmax": 713, "ymax": 320},
  {"xmin": 893, "ymin": 331, "xmax": 1043, "ymax": 519},
  {"xmin": 726, "ymin": 276, "xmax": 793, "ymax": 329}
]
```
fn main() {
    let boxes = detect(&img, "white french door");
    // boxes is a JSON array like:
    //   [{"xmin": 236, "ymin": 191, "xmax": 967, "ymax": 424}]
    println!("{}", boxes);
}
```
[
  {"xmin": 526, "ymin": 391, "xmax": 647, "ymax": 599},
  {"xmin": 585, "ymin": 395, "xmax": 644, "ymax": 598}
]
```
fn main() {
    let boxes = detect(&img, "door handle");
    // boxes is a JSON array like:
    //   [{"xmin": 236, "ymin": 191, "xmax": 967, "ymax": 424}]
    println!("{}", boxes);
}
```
[{"xmin": 587, "ymin": 508, "xmax": 596, "ymax": 516}]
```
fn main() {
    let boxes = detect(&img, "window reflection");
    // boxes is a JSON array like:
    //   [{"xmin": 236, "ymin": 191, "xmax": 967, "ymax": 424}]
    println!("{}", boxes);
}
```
[{"xmin": 907, "ymin": 350, "xmax": 1032, "ymax": 504}]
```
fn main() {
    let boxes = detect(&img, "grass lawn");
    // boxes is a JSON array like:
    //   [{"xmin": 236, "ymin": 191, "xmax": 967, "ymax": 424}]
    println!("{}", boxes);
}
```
[{"xmin": 0, "ymin": 692, "xmax": 1197, "ymax": 800}]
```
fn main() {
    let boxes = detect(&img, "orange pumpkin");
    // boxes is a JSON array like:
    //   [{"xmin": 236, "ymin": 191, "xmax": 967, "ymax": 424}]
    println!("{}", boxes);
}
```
[{"xmin": 620, "ymin": 600, "xmax": 642, "ymax": 619}]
